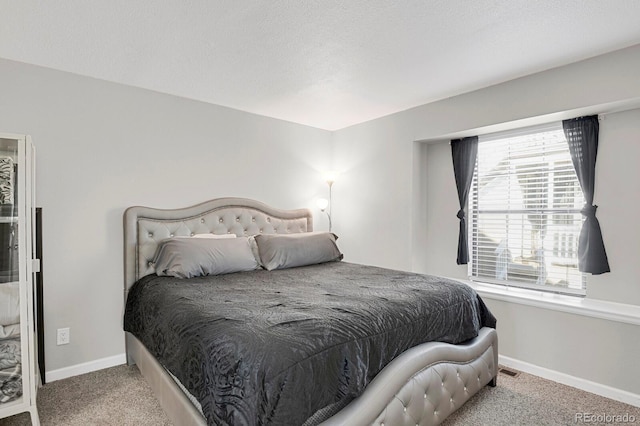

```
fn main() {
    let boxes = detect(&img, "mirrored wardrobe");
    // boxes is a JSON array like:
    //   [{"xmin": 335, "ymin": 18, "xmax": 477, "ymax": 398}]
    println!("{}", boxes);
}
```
[{"xmin": 0, "ymin": 134, "xmax": 39, "ymax": 425}]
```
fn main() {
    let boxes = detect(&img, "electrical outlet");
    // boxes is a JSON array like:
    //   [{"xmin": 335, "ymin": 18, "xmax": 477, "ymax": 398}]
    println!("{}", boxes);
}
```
[{"xmin": 57, "ymin": 328, "xmax": 70, "ymax": 345}]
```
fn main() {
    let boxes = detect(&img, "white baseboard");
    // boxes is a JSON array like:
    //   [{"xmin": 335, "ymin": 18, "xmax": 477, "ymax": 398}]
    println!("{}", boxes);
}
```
[
  {"xmin": 43, "ymin": 352, "xmax": 640, "ymax": 409},
  {"xmin": 499, "ymin": 355, "xmax": 640, "ymax": 408},
  {"xmin": 46, "ymin": 353, "xmax": 126, "ymax": 383}
]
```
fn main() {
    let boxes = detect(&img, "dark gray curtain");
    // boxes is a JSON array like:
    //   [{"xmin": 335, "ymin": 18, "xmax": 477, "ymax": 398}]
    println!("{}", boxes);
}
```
[
  {"xmin": 562, "ymin": 115, "xmax": 610, "ymax": 274},
  {"xmin": 451, "ymin": 136, "xmax": 478, "ymax": 265}
]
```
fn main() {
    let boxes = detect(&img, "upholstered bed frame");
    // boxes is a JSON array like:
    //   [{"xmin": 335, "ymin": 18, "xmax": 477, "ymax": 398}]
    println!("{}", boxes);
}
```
[{"xmin": 123, "ymin": 197, "xmax": 498, "ymax": 426}]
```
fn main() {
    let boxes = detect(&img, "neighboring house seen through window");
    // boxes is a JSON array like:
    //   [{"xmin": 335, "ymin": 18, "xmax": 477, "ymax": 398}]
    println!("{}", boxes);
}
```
[{"xmin": 469, "ymin": 122, "xmax": 586, "ymax": 295}]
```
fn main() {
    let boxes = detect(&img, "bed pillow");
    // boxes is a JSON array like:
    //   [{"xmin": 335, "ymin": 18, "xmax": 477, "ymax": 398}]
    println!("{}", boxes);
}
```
[
  {"xmin": 0, "ymin": 323, "xmax": 20, "ymax": 341},
  {"xmin": 191, "ymin": 233, "xmax": 237, "ymax": 239},
  {"xmin": 0, "ymin": 283, "xmax": 19, "ymax": 326},
  {"xmin": 153, "ymin": 237, "xmax": 258, "ymax": 278},
  {"xmin": 248, "ymin": 235, "xmax": 262, "ymax": 268},
  {"xmin": 254, "ymin": 232, "xmax": 343, "ymax": 271},
  {"xmin": 174, "ymin": 233, "xmax": 237, "ymax": 239}
]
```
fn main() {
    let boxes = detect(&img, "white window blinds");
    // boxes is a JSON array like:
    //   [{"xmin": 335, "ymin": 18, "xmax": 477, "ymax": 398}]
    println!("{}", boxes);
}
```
[{"xmin": 469, "ymin": 122, "xmax": 586, "ymax": 295}]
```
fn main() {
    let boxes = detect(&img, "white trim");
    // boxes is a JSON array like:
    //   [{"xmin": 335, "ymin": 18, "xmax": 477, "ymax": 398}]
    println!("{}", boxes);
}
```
[
  {"xmin": 46, "ymin": 353, "xmax": 126, "ymax": 383},
  {"xmin": 499, "ymin": 355, "xmax": 640, "ymax": 408},
  {"xmin": 478, "ymin": 120, "xmax": 563, "ymax": 142},
  {"xmin": 419, "ymin": 97, "xmax": 640, "ymax": 143},
  {"xmin": 454, "ymin": 278, "xmax": 640, "ymax": 326},
  {"xmin": 41, "ymin": 351, "xmax": 640, "ymax": 409}
]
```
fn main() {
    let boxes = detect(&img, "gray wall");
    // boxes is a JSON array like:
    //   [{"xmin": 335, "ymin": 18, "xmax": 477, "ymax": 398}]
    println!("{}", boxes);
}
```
[
  {"xmin": 332, "ymin": 44, "xmax": 640, "ymax": 395},
  {"xmin": 0, "ymin": 58, "xmax": 332, "ymax": 372}
]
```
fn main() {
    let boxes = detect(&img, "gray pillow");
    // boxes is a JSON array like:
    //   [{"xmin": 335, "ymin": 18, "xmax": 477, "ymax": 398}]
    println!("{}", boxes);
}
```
[
  {"xmin": 254, "ymin": 232, "xmax": 343, "ymax": 271},
  {"xmin": 154, "ymin": 237, "xmax": 258, "ymax": 278}
]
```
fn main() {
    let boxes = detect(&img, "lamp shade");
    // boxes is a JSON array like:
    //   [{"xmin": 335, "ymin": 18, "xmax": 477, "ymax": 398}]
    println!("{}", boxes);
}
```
[
  {"xmin": 316, "ymin": 198, "xmax": 329, "ymax": 211},
  {"xmin": 324, "ymin": 170, "xmax": 339, "ymax": 185}
]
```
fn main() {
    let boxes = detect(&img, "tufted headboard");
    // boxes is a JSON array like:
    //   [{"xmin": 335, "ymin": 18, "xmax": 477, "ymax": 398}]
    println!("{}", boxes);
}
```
[{"xmin": 123, "ymin": 197, "xmax": 313, "ymax": 297}]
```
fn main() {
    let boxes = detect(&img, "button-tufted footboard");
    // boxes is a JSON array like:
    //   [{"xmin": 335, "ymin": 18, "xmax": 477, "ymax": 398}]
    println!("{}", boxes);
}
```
[{"xmin": 321, "ymin": 327, "xmax": 498, "ymax": 426}]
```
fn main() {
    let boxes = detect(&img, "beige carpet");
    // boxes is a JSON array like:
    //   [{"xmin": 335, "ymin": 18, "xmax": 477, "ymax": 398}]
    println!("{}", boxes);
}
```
[
  {"xmin": 1, "ymin": 365, "xmax": 638, "ymax": 425},
  {"xmin": 442, "ymin": 368, "xmax": 640, "ymax": 426},
  {"xmin": 0, "ymin": 365, "xmax": 170, "ymax": 426}
]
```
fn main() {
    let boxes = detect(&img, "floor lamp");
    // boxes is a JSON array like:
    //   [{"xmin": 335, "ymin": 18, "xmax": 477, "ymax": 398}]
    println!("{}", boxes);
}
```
[{"xmin": 317, "ymin": 171, "xmax": 337, "ymax": 232}]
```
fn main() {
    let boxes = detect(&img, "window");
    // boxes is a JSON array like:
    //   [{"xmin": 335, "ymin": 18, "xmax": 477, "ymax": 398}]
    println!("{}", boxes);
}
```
[{"xmin": 469, "ymin": 122, "xmax": 586, "ymax": 295}]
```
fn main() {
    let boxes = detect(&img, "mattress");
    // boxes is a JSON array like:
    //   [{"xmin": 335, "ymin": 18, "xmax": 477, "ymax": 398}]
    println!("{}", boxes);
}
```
[{"xmin": 124, "ymin": 261, "xmax": 496, "ymax": 426}]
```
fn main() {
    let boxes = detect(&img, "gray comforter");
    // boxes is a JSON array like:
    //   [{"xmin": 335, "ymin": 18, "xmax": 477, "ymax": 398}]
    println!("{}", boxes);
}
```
[
  {"xmin": 0, "ymin": 338, "xmax": 22, "ymax": 403},
  {"xmin": 124, "ymin": 261, "xmax": 496, "ymax": 426}
]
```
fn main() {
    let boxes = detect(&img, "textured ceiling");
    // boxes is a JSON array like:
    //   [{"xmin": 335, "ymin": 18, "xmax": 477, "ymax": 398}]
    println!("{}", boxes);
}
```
[{"xmin": 1, "ymin": 1, "xmax": 640, "ymax": 130}]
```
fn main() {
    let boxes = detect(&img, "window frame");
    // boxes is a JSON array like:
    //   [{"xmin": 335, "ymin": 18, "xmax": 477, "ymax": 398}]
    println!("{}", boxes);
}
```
[{"xmin": 467, "ymin": 122, "xmax": 586, "ymax": 297}]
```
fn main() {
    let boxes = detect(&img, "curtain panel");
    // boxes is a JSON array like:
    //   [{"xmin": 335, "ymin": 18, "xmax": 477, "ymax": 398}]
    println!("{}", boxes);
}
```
[
  {"xmin": 562, "ymin": 115, "xmax": 610, "ymax": 275},
  {"xmin": 451, "ymin": 136, "xmax": 478, "ymax": 265}
]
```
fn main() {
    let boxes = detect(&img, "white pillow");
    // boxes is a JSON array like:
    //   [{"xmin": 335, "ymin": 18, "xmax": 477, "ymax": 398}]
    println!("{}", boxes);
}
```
[
  {"xmin": 174, "ymin": 233, "xmax": 237, "ymax": 239},
  {"xmin": 0, "ymin": 283, "xmax": 19, "ymax": 326},
  {"xmin": 248, "ymin": 235, "xmax": 262, "ymax": 267},
  {"xmin": 0, "ymin": 323, "xmax": 20, "ymax": 340}
]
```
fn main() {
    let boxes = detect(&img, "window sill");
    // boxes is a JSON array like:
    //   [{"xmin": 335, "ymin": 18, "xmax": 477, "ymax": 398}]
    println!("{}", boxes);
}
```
[{"xmin": 454, "ymin": 278, "xmax": 640, "ymax": 326}]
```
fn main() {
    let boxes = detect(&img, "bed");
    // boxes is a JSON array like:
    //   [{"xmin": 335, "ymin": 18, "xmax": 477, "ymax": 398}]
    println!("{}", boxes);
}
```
[{"xmin": 123, "ymin": 197, "xmax": 498, "ymax": 426}]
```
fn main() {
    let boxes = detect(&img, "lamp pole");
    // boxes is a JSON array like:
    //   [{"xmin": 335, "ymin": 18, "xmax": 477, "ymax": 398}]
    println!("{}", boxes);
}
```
[{"xmin": 327, "ymin": 180, "xmax": 333, "ymax": 232}]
